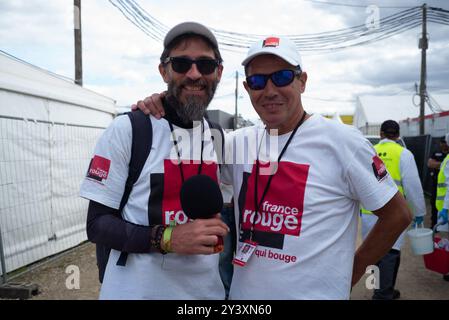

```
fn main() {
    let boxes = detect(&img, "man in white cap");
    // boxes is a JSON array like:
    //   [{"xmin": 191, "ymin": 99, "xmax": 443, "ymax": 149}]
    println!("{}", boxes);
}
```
[
  {"xmin": 224, "ymin": 36, "xmax": 412, "ymax": 299},
  {"xmin": 135, "ymin": 36, "xmax": 412, "ymax": 299},
  {"xmin": 80, "ymin": 22, "xmax": 229, "ymax": 299}
]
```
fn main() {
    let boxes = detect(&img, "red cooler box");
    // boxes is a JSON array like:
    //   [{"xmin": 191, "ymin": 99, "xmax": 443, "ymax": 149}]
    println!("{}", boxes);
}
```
[{"xmin": 423, "ymin": 236, "xmax": 449, "ymax": 274}]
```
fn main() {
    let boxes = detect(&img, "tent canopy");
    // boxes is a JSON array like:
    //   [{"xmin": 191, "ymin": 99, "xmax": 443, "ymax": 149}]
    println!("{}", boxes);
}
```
[
  {"xmin": 354, "ymin": 94, "xmax": 449, "ymax": 130},
  {"xmin": 0, "ymin": 51, "xmax": 116, "ymax": 123}
]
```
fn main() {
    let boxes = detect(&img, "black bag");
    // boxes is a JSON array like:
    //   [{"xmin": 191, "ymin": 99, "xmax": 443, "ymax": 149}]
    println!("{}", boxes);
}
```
[
  {"xmin": 96, "ymin": 110, "xmax": 152, "ymax": 283},
  {"xmin": 96, "ymin": 111, "xmax": 224, "ymax": 283}
]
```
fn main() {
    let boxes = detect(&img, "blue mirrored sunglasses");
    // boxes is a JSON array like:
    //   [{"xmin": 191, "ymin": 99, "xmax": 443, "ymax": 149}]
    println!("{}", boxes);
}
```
[{"xmin": 246, "ymin": 69, "xmax": 302, "ymax": 90}]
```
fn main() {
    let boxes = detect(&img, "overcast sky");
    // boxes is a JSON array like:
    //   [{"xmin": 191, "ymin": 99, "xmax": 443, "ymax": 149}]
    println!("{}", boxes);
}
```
[{"xmin": 1, "ymin": 0, "xmax": 448, "ymax": 122}]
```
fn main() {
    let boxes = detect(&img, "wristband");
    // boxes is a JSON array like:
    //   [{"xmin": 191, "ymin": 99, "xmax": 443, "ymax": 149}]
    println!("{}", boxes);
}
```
[{"xmin": 162, "ymin": 226, "xmax": 174, "ymax": 253}]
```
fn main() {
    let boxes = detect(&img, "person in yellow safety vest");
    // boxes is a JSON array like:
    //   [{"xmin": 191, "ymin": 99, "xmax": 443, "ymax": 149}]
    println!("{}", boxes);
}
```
[
  {"xmin": 361, "ymin": 120, "xmax": 426, "ymax": 300},
  {"xmin": 427, "ymin": 136, "xmax": 449, "ymax": 228},
  {"xmin": 434, "ymin": 132, "xmax": 449, "ymax": 281}
]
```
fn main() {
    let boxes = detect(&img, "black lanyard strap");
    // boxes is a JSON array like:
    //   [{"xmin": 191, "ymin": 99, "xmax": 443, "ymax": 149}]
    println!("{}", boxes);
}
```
[
  {"xmin": 168, "ymin": 120, "xmax": 205, "ymax": 183},
  {"xmin": 252, "ymin": 111, "xmax": 307, "ymax": 239}
]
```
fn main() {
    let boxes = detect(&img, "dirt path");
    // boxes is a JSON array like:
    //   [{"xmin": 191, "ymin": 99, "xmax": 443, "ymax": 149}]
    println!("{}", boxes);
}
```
[{"xmin": 5, "ymin": 242, "xmax": 100, "ymax": 300}]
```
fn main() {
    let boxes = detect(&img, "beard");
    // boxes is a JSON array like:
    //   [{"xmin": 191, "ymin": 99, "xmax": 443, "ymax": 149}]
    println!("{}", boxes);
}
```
[{"xmin": 167, "ymin": 78, "xmax": 218, "ymax": 123}]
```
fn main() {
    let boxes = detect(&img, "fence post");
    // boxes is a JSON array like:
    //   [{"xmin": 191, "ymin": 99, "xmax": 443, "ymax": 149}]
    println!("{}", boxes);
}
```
[{"xmin": 0, "ymin": 224, "xmax": 7, "ymax": 284}]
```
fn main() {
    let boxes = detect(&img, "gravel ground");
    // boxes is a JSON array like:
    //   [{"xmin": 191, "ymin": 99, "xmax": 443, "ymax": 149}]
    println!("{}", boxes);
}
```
[
  {"xmin": 3, "ymin": 242, "xmax": 100, "ymax": 300},
  {"xmin": 3, "ymin": 201, "xmax": 448, "ymax": 300}
]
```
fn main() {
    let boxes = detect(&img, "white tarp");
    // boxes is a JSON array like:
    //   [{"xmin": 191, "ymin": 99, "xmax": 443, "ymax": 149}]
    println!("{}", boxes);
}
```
[
  {"xmin": 354, "ymin": 94, "xmax": 449, "ymax": 130},
  {"xmin": 0, "ymin": 52, "xmax": 115, "ymax": 273},
  {"xmin": 0, "ymin": 52, "xmax": 115, "ymax": 118}
]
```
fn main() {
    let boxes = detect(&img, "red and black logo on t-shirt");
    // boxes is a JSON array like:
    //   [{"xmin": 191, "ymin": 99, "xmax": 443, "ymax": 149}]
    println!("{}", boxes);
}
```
[
  {"xmin": 147, "ymin": 160, "xmax": 219, "ymax": 226},
  {"xmin": 86, "ymin": 155, "xmax": 111, "ymax": 183},
  {"xmin": 372, "ymin": 155, "xmax": 387, "ymax": 181},
  {"xmin": 238, "ymin": 160, "xmax": 310, "ymax": 249}
]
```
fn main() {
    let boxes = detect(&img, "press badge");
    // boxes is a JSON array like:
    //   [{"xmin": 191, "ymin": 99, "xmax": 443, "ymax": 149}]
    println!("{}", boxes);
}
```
[{"xmin": 232, "ymin": 240, "xmax": 258, "ymax": 267}]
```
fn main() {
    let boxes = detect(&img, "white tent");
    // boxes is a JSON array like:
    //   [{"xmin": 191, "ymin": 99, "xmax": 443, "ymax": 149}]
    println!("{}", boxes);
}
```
[
  {"xmin": 354, "ymin": 94, "xmax": 449, "ymax": 135},
  {"xmin": 0, "ymin": 52, "xmax": 116, "ymax": 274}
]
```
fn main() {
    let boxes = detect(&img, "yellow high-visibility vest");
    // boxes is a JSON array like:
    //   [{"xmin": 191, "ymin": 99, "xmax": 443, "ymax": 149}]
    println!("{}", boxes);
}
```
[
  {"xmin": 361, "ymin": 141, "xmax": 404, "ymax": 214},
  {"xmin": 435, "ymin": 154, "xmax": 449, "ymax": 211}
]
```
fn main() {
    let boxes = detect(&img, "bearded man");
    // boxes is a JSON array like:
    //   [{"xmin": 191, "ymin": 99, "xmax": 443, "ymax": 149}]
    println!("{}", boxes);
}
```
[{"xmin": 79, "ymin": 22, "xmax": 229, "ymax": 300}]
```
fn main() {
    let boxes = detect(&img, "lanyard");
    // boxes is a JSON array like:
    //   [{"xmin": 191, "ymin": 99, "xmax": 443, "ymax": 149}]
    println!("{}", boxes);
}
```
[
  {"xmin": 252, "ymin": 111, "xmax": 307, "ymax": 240},
  {"xmin": 168, "ymin": 120, "xmax": 205, "ymax": 183}
]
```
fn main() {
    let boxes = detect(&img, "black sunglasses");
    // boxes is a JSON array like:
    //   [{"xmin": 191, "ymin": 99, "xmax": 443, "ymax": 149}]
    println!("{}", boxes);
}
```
[
  {"xmin": 246, "ymin": 69, "xmax": 302, "ymax": 90},
  {"xmin": 164, "ymin": 56, "xmax": 219, "ymax": 75}
]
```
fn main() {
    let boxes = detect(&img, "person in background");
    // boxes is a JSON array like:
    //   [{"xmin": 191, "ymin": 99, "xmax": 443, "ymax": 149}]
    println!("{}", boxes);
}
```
[
  {"xmin": 434, "ymin": 132, "xmax": 449, "ymax": 282},
  {"xmin": 428, "ymin": 136, "xmax": 449, "ymax": 228},
  {"xmin": 361, "ymin": 120, "xmax": 426, "ymax": 299},
  {"xmin": 219, "ymin": 182, "xmax": 236, "ymax": 299}
]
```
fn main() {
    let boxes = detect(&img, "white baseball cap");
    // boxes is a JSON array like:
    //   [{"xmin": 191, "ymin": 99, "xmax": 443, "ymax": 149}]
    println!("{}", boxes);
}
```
[
  {"xmin": 164, "ymin": 21, "xmax": 218, "ymax": 49},
  {"xmin": 242, "ymin": 36, "xmax": 303, "ymax": 69}
]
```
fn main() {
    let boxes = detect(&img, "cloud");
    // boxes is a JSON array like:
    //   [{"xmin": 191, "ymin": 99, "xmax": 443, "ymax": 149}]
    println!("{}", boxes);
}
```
[
  {"xmin": 1, "ymin": 0, "xmax": 448, "ymax": 120},
  {"xmin": 307, "ymin": 0, "xmax": 449, "ymax": 28}
]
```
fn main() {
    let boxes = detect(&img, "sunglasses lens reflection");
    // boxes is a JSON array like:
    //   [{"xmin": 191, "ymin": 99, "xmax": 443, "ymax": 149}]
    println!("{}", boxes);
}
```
[
  {"xmin": 246, "ymin": 70, "xmax": 296, "ymax": 90},
  {"xmin": 170, "ymin": 58, "xmax": 218, "ymax": 75}
]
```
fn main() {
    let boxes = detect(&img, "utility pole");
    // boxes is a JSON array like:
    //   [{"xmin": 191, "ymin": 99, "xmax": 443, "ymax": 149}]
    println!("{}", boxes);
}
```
[
  {"xmin": 234, "ymin": 71, "xmax": 238, "ymax": 130},
  {"xmin": 419, "ymin": 3, "xmax": 428, "ymax": 135},
  {"xmin": 74, "ymin": 0, "xmax": 83, "ymax": 86}
]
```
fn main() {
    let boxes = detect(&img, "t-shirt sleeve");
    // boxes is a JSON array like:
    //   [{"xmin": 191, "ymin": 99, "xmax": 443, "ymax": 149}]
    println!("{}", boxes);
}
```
[
  {"xmin": 346, "ymin": 139, "xmax": 398, "ymax": 211},
  {"xmin": 400, "ymin": 149, "xmax": 426, "ymax": 217},
  {"xmin": 79, "ymin": 115, "xmax": 132, "ymax": 209}
]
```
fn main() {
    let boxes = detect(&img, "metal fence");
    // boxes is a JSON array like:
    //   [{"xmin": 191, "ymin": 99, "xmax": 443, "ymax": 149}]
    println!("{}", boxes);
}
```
[
  {"xmin": 403, "ymin": 135, "xmax": 446, "ymax": 196},
  {"xmin": 0, "ymin": 115, "xmax": 105, "ymax": 283}
]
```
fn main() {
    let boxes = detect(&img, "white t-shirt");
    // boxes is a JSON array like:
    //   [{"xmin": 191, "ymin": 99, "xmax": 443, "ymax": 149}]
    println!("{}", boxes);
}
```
[
  {"xmin": 80, "ymin": 114, "xmax": 225, "ymax": 300},
  {"xmin": 222, "ymin": 114, "xmax": 398, "ymax": 300}
]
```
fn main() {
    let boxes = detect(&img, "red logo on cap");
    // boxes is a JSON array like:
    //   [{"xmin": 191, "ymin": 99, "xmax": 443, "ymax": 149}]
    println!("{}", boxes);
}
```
[{"xmin": 263, "ymin": 37, "xmax": 280, "ymax": 48}]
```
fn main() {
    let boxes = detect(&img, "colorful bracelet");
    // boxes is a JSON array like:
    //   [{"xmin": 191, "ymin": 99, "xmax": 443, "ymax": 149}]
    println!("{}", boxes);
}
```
[{"xmin": 150, "ymin": 225, "xmax": 167, "ymax": 254}]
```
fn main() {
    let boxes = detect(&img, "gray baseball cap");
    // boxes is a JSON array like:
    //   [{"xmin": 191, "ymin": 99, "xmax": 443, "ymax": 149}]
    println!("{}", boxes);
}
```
[{"xmin": 163, "ymin": 21, "xmax": 218, "ymax": 48}]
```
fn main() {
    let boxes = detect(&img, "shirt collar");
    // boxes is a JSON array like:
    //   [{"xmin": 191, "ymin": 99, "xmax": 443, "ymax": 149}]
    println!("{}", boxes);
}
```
[{"xmin": 379, "ymin": 138, "xmax": 396, "ymax": 144}]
